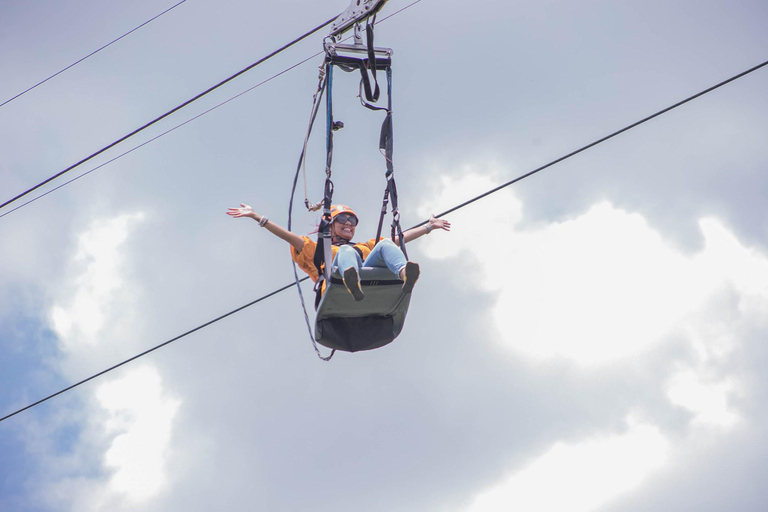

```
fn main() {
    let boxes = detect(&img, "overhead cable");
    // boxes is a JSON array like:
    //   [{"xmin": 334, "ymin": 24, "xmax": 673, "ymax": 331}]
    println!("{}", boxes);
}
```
[
  {"xmin": 0, "ymin": 0, "xmax": 425, "ymax": 220},
  {"xmin": 1, "ymin": 56, "xmax": 766, "ymax": 424},
  {"xmin": 415, "ymin": 58, "xmax": 768, "ymax": 226},
  {"xmin": 0, "ymin": 51, "xmax": 324, "ymax": 220},
  {"xmin": 0, "ymin": 14, "xmax": 338, "ymax": 212},
  {"xmin": 0, "ymin": 278, "xmax": 309, "ymax": 424},
  {"xmin": 0, "ymin": 0, "xmax": 188, "ymax": 109}
]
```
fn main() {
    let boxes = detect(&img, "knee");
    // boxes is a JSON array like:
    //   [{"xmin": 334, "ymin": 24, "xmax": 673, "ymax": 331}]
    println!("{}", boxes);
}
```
[
  {"xmin": 335, "ymin": 245, "xmax": 358, "ymax": 266},
  {"xmin": 379, "ymin": 238, "xmax": 403, "ymax": 254},
  {"xmin": 337, "ymin": 245, "xmax": 357, "ymax": 256}
]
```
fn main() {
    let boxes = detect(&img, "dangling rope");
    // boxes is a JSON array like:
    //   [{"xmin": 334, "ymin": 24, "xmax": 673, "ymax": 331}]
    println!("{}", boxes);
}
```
[
  {"xmin": 289, "ymin": 64, "xmax": 335, "ymax": 361},
  {"xmin": 302, "ymin": 63, "xmax": 328, "ymax": 213}
]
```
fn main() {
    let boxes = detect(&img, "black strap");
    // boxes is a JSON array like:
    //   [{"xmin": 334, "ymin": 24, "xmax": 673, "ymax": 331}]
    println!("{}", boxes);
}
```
[
  {"xmin": 329, "ymin": 276, "xmax": 402, "ymax": 286},
  {"xmin": 314, "ymin": 189, "xmax": 334, "ymax": 310},
  {"xmin": 360, "ymin": 19, "xmax": 380, "ymax": 103},
  {"xmin": 373, "ymin": 68, "xmax": 407, "ymax": 258},
  {"xmin": 366, "ymin": 20, "xmax": 379, "ymax": 96}
]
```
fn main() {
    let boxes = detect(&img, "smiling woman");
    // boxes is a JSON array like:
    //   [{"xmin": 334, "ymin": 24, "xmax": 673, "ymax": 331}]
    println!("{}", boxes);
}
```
[
  {"xmin": 227, "ymin": 201, "xmax": 451, "ymax": 352},
  {"xmin": 227, "ymin": 202, "xmax": 450, "ymax": 298}
]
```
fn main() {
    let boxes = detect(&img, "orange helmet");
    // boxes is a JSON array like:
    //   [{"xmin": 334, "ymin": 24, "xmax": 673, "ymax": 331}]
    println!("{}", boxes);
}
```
[{"xmin": 330, "ymin": 204, "xmax": 358, "ymax": 222}]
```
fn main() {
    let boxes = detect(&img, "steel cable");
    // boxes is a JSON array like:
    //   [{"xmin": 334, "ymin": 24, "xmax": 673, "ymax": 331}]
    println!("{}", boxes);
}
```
[
  {"xmin": 1, "ymin": 46, "xmax": 764, "ymax": 425},
  {"xmin": 0, "ymin": 0, "xmax": 189, "ymax": 109},
  {"xmin": 0, "ymin": 15, "xmax": 338, "ymax": 212}
]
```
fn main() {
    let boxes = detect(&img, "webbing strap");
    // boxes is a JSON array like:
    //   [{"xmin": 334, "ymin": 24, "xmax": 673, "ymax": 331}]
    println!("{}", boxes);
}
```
[
  {"xmin": 313, "ymin": 63, "xmax": 336, "ymax": 310},
  {"xmin": 373, "ymin": 68, "xmax": 407, "ymax": 258},
  {"xmin": 361, "ymin": 19, "xmax": 380, "ymax": 103}
]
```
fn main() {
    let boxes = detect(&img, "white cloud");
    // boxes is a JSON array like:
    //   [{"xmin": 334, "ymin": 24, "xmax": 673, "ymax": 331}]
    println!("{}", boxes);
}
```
[
  {"xmin": 419, "ymin": 170, "xmax": 768, "ymax": 369},
  {"xmin": 39, "ymin": 367, "xmax": 181, "ymax": 512},
  {"xmin": 51, "ymin": 213, "xmax": 145, "ymax": 351},
  {"xmin": 97, "ymin": 366, "xmax": 181, "ymax": 503},
  {"xmin": 667, "ymin": 368, "xmax": 740, "ymax": 428},
  {"xmin": 466, "ymin": 420, "xmax": 670, "ymax": 512},
  {"xmin": 43, "ymin": 213, "xmax": 181, "ymax": 510},
  {"xmin": 421, "ymin": 167, "xmax": 767, "ymax": 512}
]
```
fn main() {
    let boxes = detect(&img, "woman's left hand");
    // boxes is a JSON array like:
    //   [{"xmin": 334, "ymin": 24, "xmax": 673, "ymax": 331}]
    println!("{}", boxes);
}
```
[{"xmin": 428, "ymin": 215, "xmax": 451, "ymax": 232}]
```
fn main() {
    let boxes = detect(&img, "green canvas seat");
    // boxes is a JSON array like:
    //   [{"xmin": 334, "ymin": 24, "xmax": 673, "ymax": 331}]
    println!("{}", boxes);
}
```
[{"xmin": 314, "ymin": 266, "xmax": 412, "ymax": 352}]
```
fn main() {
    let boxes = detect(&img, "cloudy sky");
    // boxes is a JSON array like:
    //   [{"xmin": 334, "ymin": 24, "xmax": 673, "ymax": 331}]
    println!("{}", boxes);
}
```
[{"xmin": 1, "ymin": 0, "xmax": 767, "ymax": 510}]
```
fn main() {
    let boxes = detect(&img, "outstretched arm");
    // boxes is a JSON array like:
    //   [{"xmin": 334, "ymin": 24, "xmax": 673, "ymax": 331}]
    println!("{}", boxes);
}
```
[
  {"xmin": 395, "ymin": 215, "xmax": 451, "ymax": 245},
  {"xmin": 227, "ymin": 204, "xmax": 306, "ymax": 252}
]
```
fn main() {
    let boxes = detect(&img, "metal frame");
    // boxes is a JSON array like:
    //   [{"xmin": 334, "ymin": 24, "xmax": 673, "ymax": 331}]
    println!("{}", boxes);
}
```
[
  {"xmin": 330, "ymin": 0, "xmax": 390, "ymax": 38},
  {"xmin": 325, "ymin": 41, "xmax": 393, "ymax": 59}
]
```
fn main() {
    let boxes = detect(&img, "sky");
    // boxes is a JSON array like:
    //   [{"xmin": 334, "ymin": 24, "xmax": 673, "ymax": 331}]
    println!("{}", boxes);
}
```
[{"xmin": 1, "ymin": 0, "xmax": 767, "ymax": 510}]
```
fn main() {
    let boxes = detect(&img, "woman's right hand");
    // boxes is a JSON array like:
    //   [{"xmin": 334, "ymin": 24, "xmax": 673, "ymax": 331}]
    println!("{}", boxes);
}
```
[
  {"xmin": 227, "ymin": 203, "xmax": 258, "ymax": 220},
  {"xmin": 226, "ymin": 202, "xmax": 305, "ymax": 252}
]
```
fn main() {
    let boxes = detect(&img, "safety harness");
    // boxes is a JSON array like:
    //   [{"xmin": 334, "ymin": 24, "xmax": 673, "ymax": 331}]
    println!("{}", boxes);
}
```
[{"xmin": 288, "ymin": 17, "xmax": 406, "ymax": 360}]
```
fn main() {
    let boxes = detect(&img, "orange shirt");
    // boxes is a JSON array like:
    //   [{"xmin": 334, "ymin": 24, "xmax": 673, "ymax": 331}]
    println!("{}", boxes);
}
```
[{"xmin": 290, "ymin": 236, "xmax": 381, "ymax": 283}]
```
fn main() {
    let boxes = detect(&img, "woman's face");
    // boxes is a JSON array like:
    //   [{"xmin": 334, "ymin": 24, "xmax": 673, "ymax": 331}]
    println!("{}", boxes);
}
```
[{"xmin": 332, "ymin": 214, "xmax": 357, "ymax": 241}]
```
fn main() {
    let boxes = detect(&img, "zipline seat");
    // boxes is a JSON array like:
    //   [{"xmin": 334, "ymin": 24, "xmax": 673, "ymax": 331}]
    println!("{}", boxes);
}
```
[{"xmin": 314, "ymin": 266, "xmax": 412, "ymax": 352}]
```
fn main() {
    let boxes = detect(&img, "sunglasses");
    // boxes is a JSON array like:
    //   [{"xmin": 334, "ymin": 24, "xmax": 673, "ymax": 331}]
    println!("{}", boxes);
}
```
[{"xmin": 334, "ymin": 213, "xmax": 359, "ymax": 226}]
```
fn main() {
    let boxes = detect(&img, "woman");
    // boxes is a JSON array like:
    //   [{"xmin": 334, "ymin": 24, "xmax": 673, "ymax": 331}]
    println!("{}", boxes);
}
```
[{"xmin": 227, "ymin": 203, "xmax": 450, "ymax": 301}]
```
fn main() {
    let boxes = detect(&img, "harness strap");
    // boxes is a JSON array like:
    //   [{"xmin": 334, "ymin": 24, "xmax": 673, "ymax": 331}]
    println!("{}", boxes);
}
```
[
  {"xmin": 364, "ymin": 18, "xmax": 380, "ymax": 101},
  {"xmin": 312, "ymin": 62, "xmax": 336, "ymax": 310},
  {"xmin": 349, "ymin": 19, "xmax": 382, "ymax": 105},
  {"xmin": 373, "ymin": 68, "xmax": 407, "ymax": 258}
]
